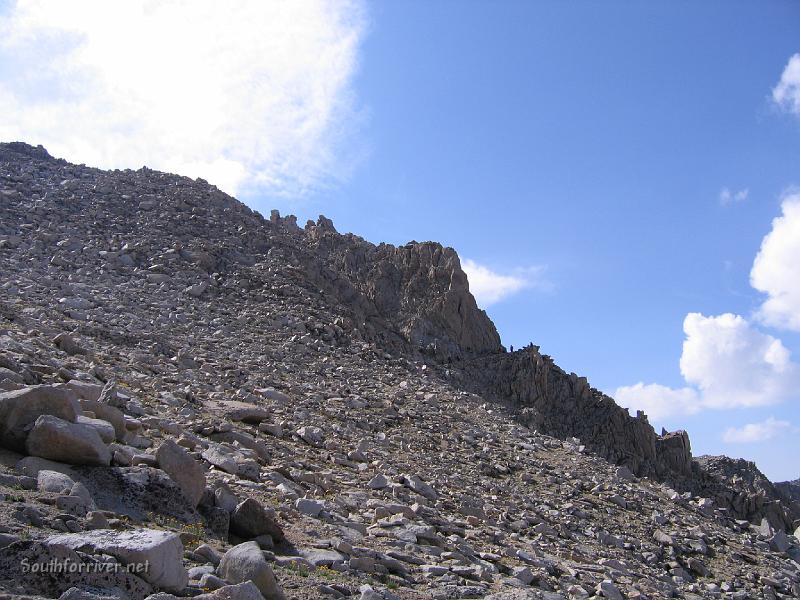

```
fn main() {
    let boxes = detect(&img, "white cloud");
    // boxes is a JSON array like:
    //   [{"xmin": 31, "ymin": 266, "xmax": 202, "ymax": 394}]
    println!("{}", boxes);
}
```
[
  {"xmin": 615, "ymin": 383, "xmax": 699, "ymax": 421},
  {"xmin": 680, "ymin": 312, "xmax": 797, "ymax": 408},
  {"xmin": 773, "ymin": 53, "xmax": 800, "ymax": 115},
  {"xmin": 722, "ymin": 417, "xmax": 793, "ymax": 444},
  {"xmin": 719, "ymin": 187, "xmax": 748, "ymax": 206},
  {"xmin": 616, "ymin": 312, "xmax": 800, "ymax": 421},
  {"xmin": 751, "ymin": 193, "xmax": 800, "ymax": 331},
  {"xmin": 461, "ymin": 259, "xmax": 549, "ymax": 307},
  {"xmin": 0, "ymin": 0, "xmax": 367, "ymax": 197}
]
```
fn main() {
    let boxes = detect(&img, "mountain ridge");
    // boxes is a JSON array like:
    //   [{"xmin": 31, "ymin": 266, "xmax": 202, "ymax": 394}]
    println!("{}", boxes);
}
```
[{"xmin": 1, "ymin": 141, "xmax": 799, "ymax": 599}]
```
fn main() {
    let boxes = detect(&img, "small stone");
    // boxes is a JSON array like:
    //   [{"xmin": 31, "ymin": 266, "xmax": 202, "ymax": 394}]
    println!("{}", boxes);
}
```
[
  {"xmin": 368, "ymin": 474, "xmax": 388, "ymax": 489},
  {"xmin": 297, "ymin": 426, "xmax": 324, "ymax": 447},
  {"xmin": 597, "ymin": 579, "xmax": 624, "ymax": 600},
  {"xmin": 295, "ymin": 497, "xmax": 324, "ymax": 517}
]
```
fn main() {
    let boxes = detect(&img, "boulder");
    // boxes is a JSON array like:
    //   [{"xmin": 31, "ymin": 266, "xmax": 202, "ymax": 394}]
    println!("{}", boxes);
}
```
[
  {"xmin": 77, "ymin": 416, "xmax": 116, "ymax": 444},
  {"xmin": 54, "ymin": 333, "xmax": 88, "ymax": 356},
  {"xmin": 47, "ymin": 529, "xmax": 187, "ymax": 592},
  {"xmin": 227, "ymin": 407, "xmax": 269, "ymax": 424},
  {"xmin": 230, "ymin": 498, "xmax": 284, "ymax": 542},
  {"xmin": 0, "ymin": 385, "xmax": 79, "ymax": 451},
  {"xmin": 26, "ymin": 415, "xmax": 111, "ymax": 466},
  {"xmin": 769, "ymin": 529, "xmax": 791, "ymax": 553},
  {"xmin": 296, "ymin": 426, "xmax": 323, "ymax": 447},
  {"xmin": 79, "ymin": 399, "xmax": 127, "ymax": 441},
  {"xmin": 17, "ymin": 455, "xmax": 78, "ymax": 477},
  {"xmin": 59, "ymin": 586, "xmax": 130, "ymax": 600},
  {"xmin": 404, "ymin": 474, "xmax": 438, "ymax": 500},
  {"xmin": 156, "ymin": 439, "xmax": 206, "ymax": 507},
  {"xmin": 38, "ymin": 469, "xmax": 77, "ymax": 493},
  {"xmin": 65, "ymin": 381, "xmax": 104, "ymax": 402},
  {"xmin": 202, "ymin": 443, "xmax": 239, "ymax": 474},
  {"xmin": 295, "ymin": 497, "xmax": 324, "ymax": 517},
  {"xmin": 218, "ymin": 541, "xmax": 285, "ymax": 600},
  {"xmin": 195, "ymin": 582, "xmax": 264, "ymax": 600},
  {"xmin": 0, "ymin": 540, "xmax": 151, "ymax": 600}
]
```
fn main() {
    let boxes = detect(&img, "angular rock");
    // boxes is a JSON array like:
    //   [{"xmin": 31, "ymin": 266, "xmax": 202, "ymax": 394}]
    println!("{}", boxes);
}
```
[
  {"xmin": 195, "ymin": 581, "xmax": 264, "ymax": 600},
  {"xmin": 0, "ymin": 540, "xmax": 151, "ymax": 600},
  {"xmin": 227, "ymin": 407, "xmax": 270, "ymax": 424},
  {"xmin": 77, "ymin": 416, "xmax": 116, "ymax": 444},
  {"xmin": 296, "ymin": 426, "xmax": 324, "ymax": 447},
  {"xmin": 202, "ymin": 442, "xmax": 239, "ymax": 474},
  {"xmin": 26, "ymin": 415, "xmax": 111, "ymax": 466},
  {"xmin": 54, "ymin": 333, "xmax": 88, "ymax": 356},
  {"xmin": 47, "ymin": 529, "xmax": 188, "ymax": 592},
  {"xmin": 59, "ymin": 586, "xmax": 130, "ymax": 600},
  {"xmin": 295, "ymin": 497, "xmax": 324, "ymax": 517},
  {"xmin": 156, "ymin": 439, "xmax": 206, "ymax": 507},
  {"xmin": 38, "ymin": 469, "xmax": 77, "ymax": 493},
  {"xmin": 218, "ymin": 541, "xmax": 285, "ymax": 600},
  {"xmin": 230, "ymin": 498, "xmax": 284, "ymax": 542},
  {"xmin": 0, "ymin": 385, "xmax": 79, "ymax": 451}
]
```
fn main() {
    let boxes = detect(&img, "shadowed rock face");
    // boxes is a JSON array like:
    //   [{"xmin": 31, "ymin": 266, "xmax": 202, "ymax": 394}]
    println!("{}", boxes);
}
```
[
  {"xmin": 301, "ymin": 225, "xmax": 503, "ymax": 360},
  {"xmin": 464, "ymin": 345, "xmax": 691, "ymax": 479},
  {"xmin": 694, "ymin": 456, "xmax": 797, "ymax": 531}
]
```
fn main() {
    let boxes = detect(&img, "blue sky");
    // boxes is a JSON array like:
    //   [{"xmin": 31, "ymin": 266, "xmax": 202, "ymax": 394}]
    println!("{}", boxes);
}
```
[{"xmin": 1, "ymin": 1, "xmax": 799, "ymax": 480}]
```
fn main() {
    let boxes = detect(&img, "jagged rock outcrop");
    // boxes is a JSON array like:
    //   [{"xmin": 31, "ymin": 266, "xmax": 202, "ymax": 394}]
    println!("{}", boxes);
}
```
[
  {"xmin": 694, "ymin": 456, "xmax": 798, "ymax": 531},
  {"xmin": 464, "ymin": 345, "xmax": 694, "ymax": 481},
  {"xmin": 777, "ymin": 478, "xmax": 800, "ymax": 515},
  {"xmin": 280, "ymin": 212, "xmax": 503, "ymax": 360}
]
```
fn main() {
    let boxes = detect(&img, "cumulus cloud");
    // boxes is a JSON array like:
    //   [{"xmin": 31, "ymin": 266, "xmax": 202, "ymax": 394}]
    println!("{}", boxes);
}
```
[
  {"xmin": 0, "ymin": 0, "xmax": 367, "ymax": 196},
  {"xmin": 616, "ymin": 313, "xmax": 800, "ymax": 421},
  {"xmin": 751, "ymin": 193, "xmax": 800, "ymax": 332},
  {"xmin": 722, "ymin": 418, "xmax": 793, "ymax": 444},
  {"xmin": 614, "ymin": 383, "xmax": 699, "ymax": 422},
  {"xmin": 461, "ymin": 259, "xmax": 549, "ymax": 307},
  {"xmin": 719, "ymin": 187, "xmax": 748, "ymax": 206},
  {"xmin": 680, "ymin": 313, "xmax": 797, "ymax": 408},
  {"xmin": 773, "ymin": 53, "xmax": 800, "ymax": 115}
]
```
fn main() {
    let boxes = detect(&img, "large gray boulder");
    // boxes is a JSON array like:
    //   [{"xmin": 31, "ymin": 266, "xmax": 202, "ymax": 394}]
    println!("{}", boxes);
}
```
[
  {"xmin": 79, "ymin": 399, "xmax": 127, "ymax": 441},
  {"xmin": 47, "ymin": 529, "xmax": 187, "ymax": 592},
  {"xmin": 217, "ymin": 541, "xmax": 284, "ymax": 600},
  {"xmin": 0, "ymin": 540, "xmax": 151, "ymax": 600},
  {"xmin": 77, "ymin": 416, "xmax": 116, "ymax": 444},
  {"xmin": 37, "ymin": 469, "xmax": 77, "ymax": 493},
  {"xmin": 26, "ymin": 415, "xmax": 111, "ymax": 466},
  {"xmin": 0, "ymin": 385, "xmax": 79, "ymax": 451},
  {"xmin": 65, "ymin": 380, "xmax": 104, "ymax": 402},
  {"xmin": 229, "ymin": 498, "xmax": 284, "ymax": 542},
  {"xmin": 156, "ymin": 439, "xmax": 206, "ymax": 507}
]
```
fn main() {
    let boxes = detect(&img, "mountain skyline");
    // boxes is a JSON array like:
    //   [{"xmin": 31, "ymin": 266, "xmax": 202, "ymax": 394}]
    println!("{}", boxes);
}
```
[{"xmin": 1, "ymin": 0, "xmax": 799, "ymax": 480}]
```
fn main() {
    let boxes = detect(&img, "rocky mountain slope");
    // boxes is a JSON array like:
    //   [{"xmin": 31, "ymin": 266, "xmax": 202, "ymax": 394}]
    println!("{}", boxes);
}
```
[{"xmin": 0, "ymin": 141, "xmax": 799, "ymax": 600}]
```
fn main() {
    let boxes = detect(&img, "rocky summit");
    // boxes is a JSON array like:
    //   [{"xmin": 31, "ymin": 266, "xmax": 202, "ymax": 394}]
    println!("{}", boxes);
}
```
[{"xmin": 0, "ymin": 141, "xmax": 799, "ymax": 600}]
